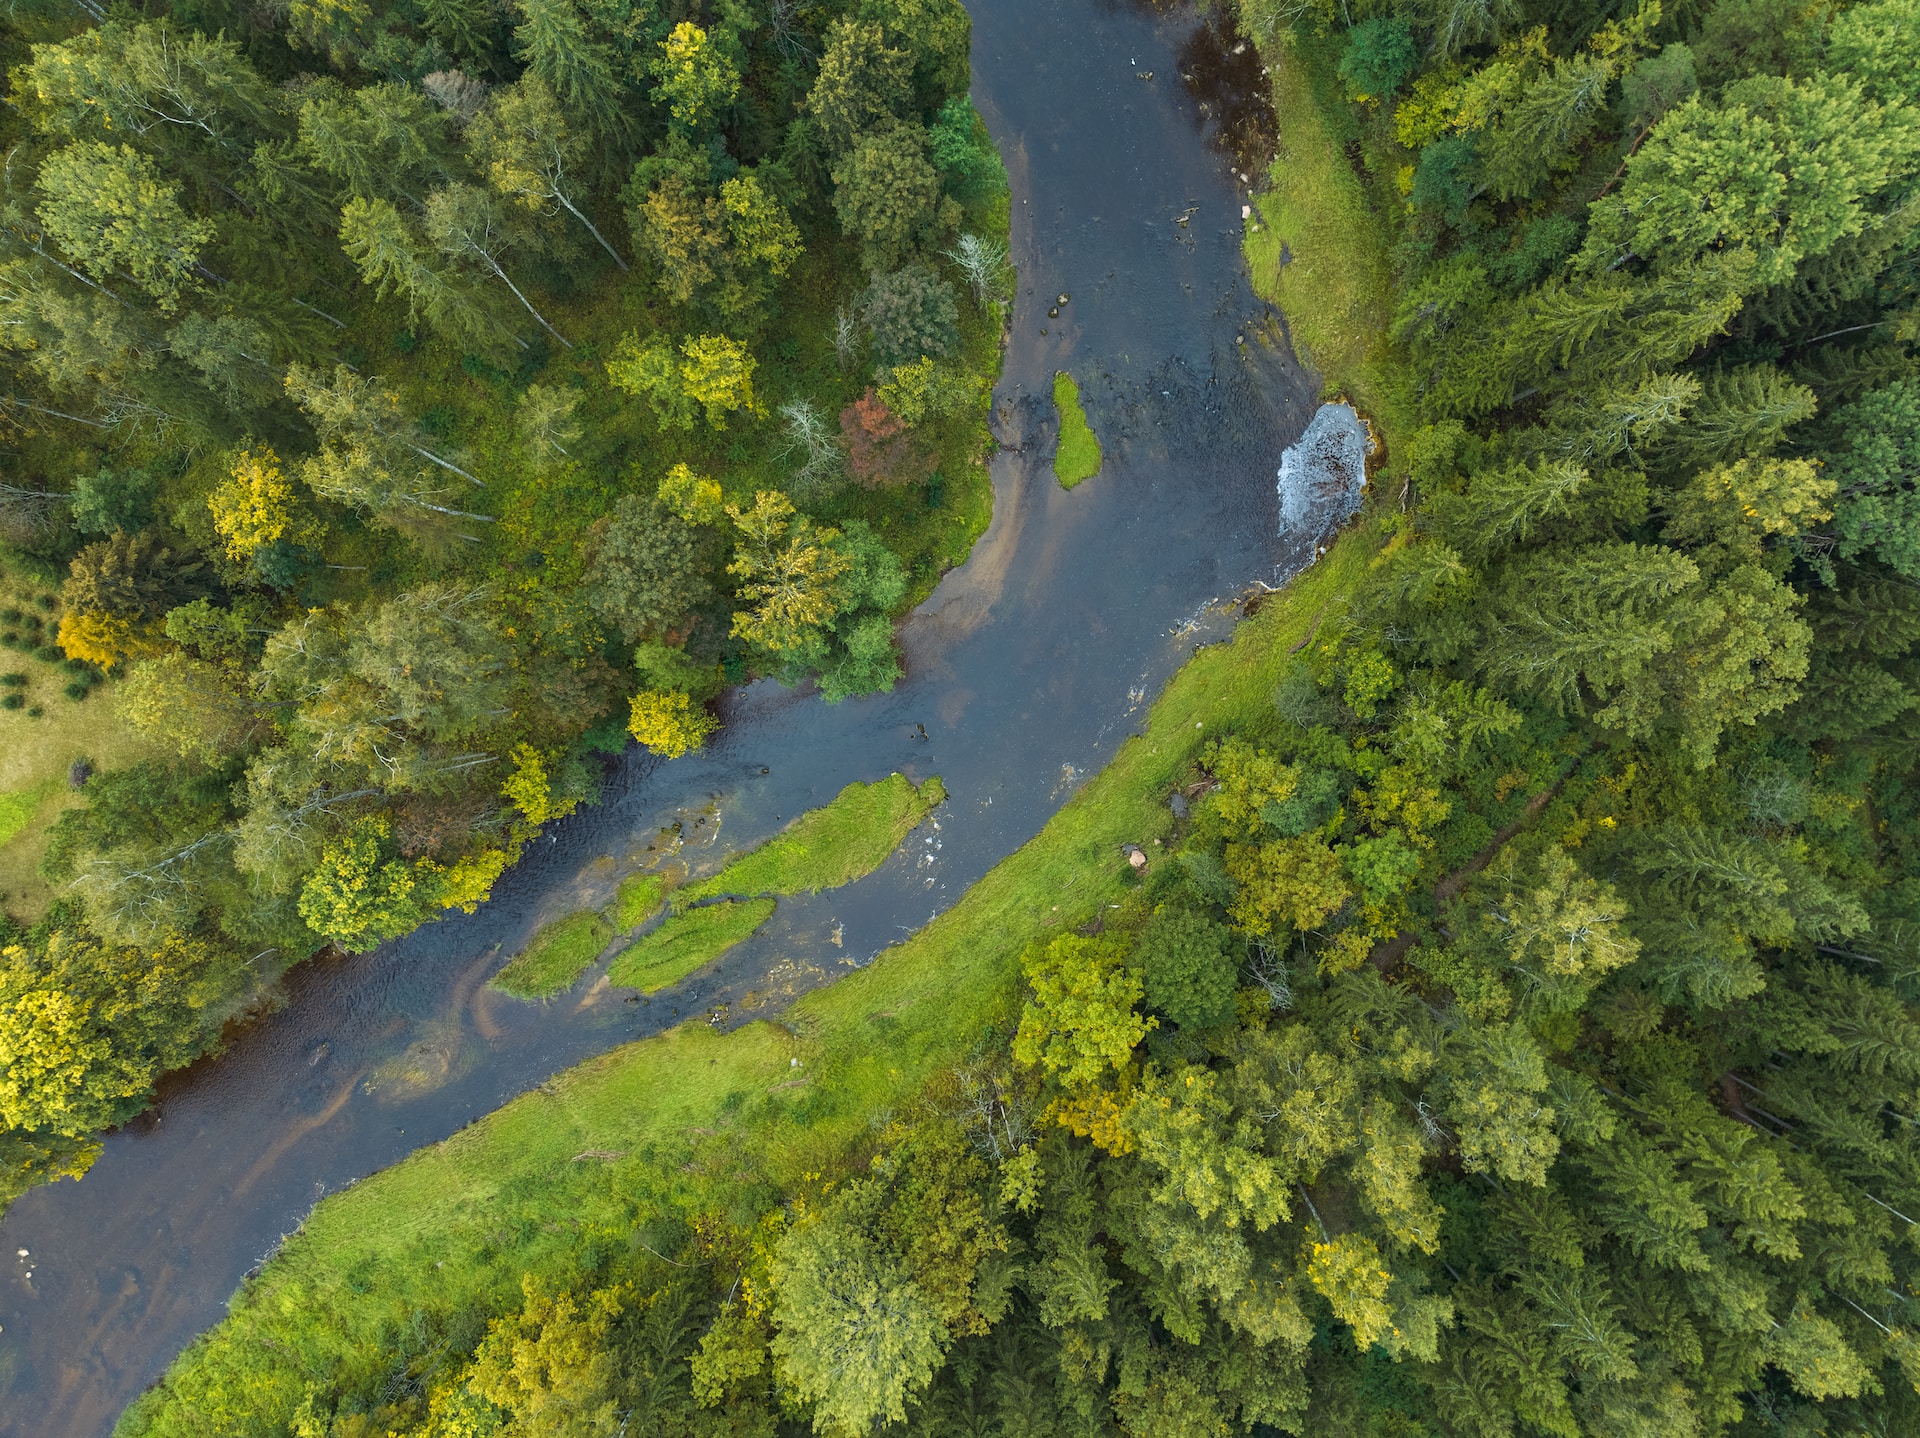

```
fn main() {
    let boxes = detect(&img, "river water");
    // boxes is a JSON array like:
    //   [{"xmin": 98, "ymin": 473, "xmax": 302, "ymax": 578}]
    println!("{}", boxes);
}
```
[{"xmin": 0, "ymin": 2, "xmax": 1351, "ymax": 1431}]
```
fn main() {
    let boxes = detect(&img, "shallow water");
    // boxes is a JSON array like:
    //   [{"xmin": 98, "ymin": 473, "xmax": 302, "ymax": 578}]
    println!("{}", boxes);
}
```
[{"xmin": 0, "ymin": 2, "xmax": 1351, "ymax": 1431}]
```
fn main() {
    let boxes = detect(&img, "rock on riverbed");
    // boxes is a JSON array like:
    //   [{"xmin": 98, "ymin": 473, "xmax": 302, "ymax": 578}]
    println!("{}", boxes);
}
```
[{"xmin": 1278, "ymin": 401, "xmax": 1370, "ymax": 542}]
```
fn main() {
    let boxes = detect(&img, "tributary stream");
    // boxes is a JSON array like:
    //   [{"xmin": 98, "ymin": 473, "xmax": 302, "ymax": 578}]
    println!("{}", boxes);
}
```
[{"xmin": 0, "ymin": 2, "xmax": 1363, "ymax": 1431}]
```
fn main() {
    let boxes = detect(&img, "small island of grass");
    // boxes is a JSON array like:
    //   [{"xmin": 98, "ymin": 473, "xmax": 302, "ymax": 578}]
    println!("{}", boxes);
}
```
[
  {"xmin": 1052, "ymin": 371, "xmax": 1103, "ymax": 488},
  {"xmin": 607, "ymin": 898, "xmax": 778, "ymax": 993},
  {"xmin": 488, "ymin": 911, "xmax": 616, "ymax": 1000},
  {"xmin": 613, "ymin": 871, "xmax": 669, "ymax": 931},
  {"xmin": 677, "ymin": 774, "xmax": 945, "ymax": 908}
]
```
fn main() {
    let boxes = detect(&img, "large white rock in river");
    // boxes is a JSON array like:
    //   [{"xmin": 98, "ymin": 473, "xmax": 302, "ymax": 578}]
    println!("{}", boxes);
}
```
[{"xmin": 1278, "ymin": 401, "xmax": 1369, "ymax": 541}]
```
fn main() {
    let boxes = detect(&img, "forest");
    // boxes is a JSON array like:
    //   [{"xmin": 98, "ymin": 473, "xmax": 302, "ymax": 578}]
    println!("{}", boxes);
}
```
[
  {"xmin": 114, "ymin": 0, "xmax": 1920, "ymax": 1433},
  {"xmin": 0, "ymin": 0, "xmax": 1010, "ymax": 1206},
  {"xmin": 16, "ymin": 0, "xmax": 1920, "ymax": 1430}
]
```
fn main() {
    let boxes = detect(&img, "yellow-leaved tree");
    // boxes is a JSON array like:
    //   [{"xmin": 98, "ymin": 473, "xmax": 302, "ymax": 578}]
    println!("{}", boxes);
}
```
[
  {"xmin": 628, "ymin": 689, "xmax": 718, "ymax": 758},
  {"xmin": 208, "ymin": 445, "xmax": 324, "ymax": 561},
  {"xmin": 725, "ymin": 491, "xmax": 850, "ymax": 656}
]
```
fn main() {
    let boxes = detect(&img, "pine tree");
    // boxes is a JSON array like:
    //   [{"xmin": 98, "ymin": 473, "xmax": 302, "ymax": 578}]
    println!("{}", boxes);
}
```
[{"xmin": 511, "ymin": 0, "xmax": 633, "ymax": 149}]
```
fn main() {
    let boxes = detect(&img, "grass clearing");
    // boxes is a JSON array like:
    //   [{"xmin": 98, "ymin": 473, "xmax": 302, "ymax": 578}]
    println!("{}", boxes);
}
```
[
  {"xmin": 677, "ymin": 774, "xmax": 946, "ymax": 907},
  {"xmin": 1051, "ymin": 371, "xmax": 1102, "ymax": 488},
  {"xmin": 488, "ymin": 911, "xmax": 617, "ymax": 1000},
  {"xmin": 0, "ymin": 565, "xmax": 159, "ymax": 919},
  {"xmin": 1245, "ymin": 30, "xmax": 1404, "ymax": 429},
  {"xmin": 613, "ymin": 871, "xmax": 669, "ymax": 931},
  {"xmin": 0, "ymin": 780, "xmax": 55, "ymax": 849},
  {"xmin": 606, "ymin": 897, "xmax": 778, "ymax": 993},
  {"xmin": 117, "ymin": 520, "xmax": 1383, "ymax": 1438}
]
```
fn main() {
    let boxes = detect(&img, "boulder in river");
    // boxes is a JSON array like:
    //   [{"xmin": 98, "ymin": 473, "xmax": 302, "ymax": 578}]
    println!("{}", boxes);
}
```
[{"xmin": 1277, "ymin": 401, "xmax": 1370, "ymax": 542}]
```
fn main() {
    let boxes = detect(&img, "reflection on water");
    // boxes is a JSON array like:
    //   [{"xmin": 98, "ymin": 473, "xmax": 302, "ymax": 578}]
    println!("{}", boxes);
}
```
[
  {"xmin": 0, "ymin": 2, "xmax": 1354, "ymax": 1433},
  {"xmin": 1176, "ymin": 3, "xmax": 1280, "ymax": 173}
]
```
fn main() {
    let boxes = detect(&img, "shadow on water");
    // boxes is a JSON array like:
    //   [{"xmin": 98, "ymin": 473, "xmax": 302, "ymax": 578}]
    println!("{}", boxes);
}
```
[{"xmin": 0, "ymin": 2, "xmax": 1343, "ymax": 1432}]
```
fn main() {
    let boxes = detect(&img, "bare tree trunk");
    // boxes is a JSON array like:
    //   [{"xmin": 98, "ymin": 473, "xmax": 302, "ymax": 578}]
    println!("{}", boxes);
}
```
[
  {"xmin": 476, "ymin": 253, "xmax": 572, "ymax": 349},
  {"xmin": 556, "ymin": 190, "xmax": 628, "ymax": 271},
  {"xmin": 1, "ymin": 394, "xmax": 108, "ymax": 428}
]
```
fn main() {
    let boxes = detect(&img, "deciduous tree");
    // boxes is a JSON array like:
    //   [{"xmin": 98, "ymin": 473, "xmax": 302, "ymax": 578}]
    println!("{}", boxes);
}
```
[
  {"xmin": 36, "ymin": 142, "xmax": 213, "ymax": 313},
  {"xmin": 469, "ymin": 75, "xmax": 627, "ymax": 269}
]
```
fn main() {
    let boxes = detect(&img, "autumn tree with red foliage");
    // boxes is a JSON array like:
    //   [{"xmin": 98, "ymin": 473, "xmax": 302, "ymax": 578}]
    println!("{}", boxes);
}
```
[{"xmin": 839, "ymin": 389, "xmax": 930, "ymax": 487}]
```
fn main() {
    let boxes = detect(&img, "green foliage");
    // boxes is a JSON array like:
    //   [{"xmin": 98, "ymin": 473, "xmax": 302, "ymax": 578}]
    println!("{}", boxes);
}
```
[
  {"xmin": 0, "ymin": 927, "xmax": 235, "ymax": 1141},
  {"xmin": 489, "ymin": 911, "xmax": 616, "ymax": 1000},
  {"xmin": 1581, "ymin": 72, "xmax": 1920, "ymax": 291},
  {"xmin": 606, "ymin": 332, "xmax": 758, "ymax": 430},
  {"xmin": 512, "ymin": 0, "xmax": 631, "ymax": 147},
  {"xmin": 1012, "ymin": 933, "xmax": 1152, "ymax": 1088},
  {"xmin": 297, "ymin": 817, "xmax": 429, "ymax": 953},
  {"xmin": 468, "ymin": 1274, "xmax": 619, "ymax": 1434},
  {"xmin": 61, "ymin": 531, "xmax": 203, "ymax": 624},
  {"xmin": 628, "ymin": 161, "xmax": 802, "ymax": 326},
  {"xmin": 927, "ymin": 97, "xmax": 1006, "ymax": 205},
  {"xmin": 679, "ymin": 774, "xmax": 945, "ymax": 906},
  {"xmin": 605, "ymin": 898, "xmax": 774, "ymax": 992},
  {"xmin": 807, "ymin": 19, "xmax": 915, "ymax": 157},
  {"xmin": 1341, "ymin": 831, "xmax": 1421, "ymax": 905},
  {"xmin": 772, "ymin": 1119, "xmax": 1008, "ymax": 1431},
  {"xmin": 581, "ymin": 495, "xmax": 713, "ymax": 643},
  {"xmin": 724, "ymin": 490, "xmax": 852, "ymax": 656},
  {"xmin": 35, "ymin": 141, "xmax": 213, "ymax": 313},
  {"xmin": 832, "ymin": 124, "xmax": 951, "ymax": 273},
  {"xmin": 1135, "ymin": 908, "xmax": 1237, "ymax": 1029},
  {"xmin": 1051, "ymin": 371, "xmax": 1102, "ymax": 488},
  {"xmin": 863, "ymin": 263, "xmax": 960, "ymax": 371},
  {"xmin": 1339, "ymin": 18, "xmax": 1417, "ymax": 100},
  {"xmin": 651, "ymin": 23, "xmax": 739, "ymax": 136},
  {"xmin": 1826, "ymin": 378, "xmax": 1920, "ymax": 580}
]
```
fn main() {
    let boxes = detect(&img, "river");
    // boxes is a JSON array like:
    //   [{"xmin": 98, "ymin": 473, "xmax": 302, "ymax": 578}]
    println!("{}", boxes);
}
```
[{"xmin": 0, "ymin": 1, "xmax": 1348, "ymax": 1431}]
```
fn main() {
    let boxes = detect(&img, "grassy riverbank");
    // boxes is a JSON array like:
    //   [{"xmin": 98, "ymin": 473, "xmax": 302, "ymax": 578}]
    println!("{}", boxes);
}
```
[
  {"xmin": 1245, "ymin": 30, "xmax": 1402, "ymax": 430},
  {"xmin": 116, "ymin": 520, "xmax": 1382, "ymax": 1437}
]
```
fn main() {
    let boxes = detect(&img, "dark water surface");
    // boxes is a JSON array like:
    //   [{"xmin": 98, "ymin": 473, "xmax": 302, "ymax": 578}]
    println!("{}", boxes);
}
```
[{"xmin": 0, "ymin": 2, "xmax": 1339, "ymax": 1431}]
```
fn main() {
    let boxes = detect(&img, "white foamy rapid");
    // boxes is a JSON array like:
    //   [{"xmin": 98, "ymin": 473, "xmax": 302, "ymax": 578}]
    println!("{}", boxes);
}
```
[{"xmin": 1277, "ymin": 401, "xmax": 1369, "ymax": 541}]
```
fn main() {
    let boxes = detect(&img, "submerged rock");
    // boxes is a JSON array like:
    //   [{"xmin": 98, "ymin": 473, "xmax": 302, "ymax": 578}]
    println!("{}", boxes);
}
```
[{"xmin": 1277, "ymin": 401, "xmax": 1369, "ymax": 543}]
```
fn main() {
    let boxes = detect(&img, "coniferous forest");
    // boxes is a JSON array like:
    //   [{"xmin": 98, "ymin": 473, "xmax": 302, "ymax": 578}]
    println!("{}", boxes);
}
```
[
  {"xmin": 0, "ymin": 0, "xmax": 1009, "ymax": 1206},
  {"xmin": 12, "ymin": 0, "xmax": 1920, "ymax": 1433}
]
